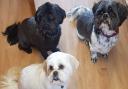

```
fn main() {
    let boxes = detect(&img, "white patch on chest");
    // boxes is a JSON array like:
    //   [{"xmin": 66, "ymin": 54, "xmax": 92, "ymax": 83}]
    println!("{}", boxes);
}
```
[
  {"xmin": 99, "ymin": 23, "xmax": 116, "ymax": 35},
  {"xmin": 89, "ymin": 26, "xmax": 118, "ymax": 54}
]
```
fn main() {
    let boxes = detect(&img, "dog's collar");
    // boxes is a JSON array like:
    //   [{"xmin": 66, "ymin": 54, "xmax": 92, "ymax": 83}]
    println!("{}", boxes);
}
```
[{"xmin": 95, "ymin": 28, "xmax": 119, "ymax": 38}]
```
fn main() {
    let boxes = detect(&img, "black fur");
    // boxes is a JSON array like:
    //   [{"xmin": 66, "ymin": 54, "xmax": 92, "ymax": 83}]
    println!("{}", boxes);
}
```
[
  {"xmin": 3, "ymin": 2, "xmax": 66, "ymax": 59},
  {"xmin": 3, "ymin": 24, "xmax": 19, "ymax": 45},
  {"xmin": 117, "ymin": 2, "xmax": 128, "ymax": 26}
]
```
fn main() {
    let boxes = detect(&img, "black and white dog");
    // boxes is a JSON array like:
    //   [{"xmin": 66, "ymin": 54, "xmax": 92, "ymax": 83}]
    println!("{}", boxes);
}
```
[
  {"xmin": 67, "ymin": 0, "xmax": 128, "ymax": 63},
  {"xmin": 3, "ymin": 2, "xmax": 66, "ymax": 59}
]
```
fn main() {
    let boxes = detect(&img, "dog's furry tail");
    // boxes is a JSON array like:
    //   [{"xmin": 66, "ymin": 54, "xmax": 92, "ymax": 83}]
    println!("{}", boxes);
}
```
[
  {"xmin": 66, "ymin": 6, "xmax": 88, "ymax": 22},
  {"xmin": 0, "ymin": 67, "xmax": 21, "ymax": 89},
  {"xmin": 2, "ymin": 23, "xmax": 19, "ymax": 45}
]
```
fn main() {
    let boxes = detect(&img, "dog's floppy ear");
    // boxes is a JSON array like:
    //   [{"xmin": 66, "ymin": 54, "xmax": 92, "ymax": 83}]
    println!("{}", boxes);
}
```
[
  {"xmin": 35, "ymin": 2, "xmax": 52, "ymax": 24},
  {"xmin": 35, "ymin": 6, "xmax": 42, "ymax": 24},
  {"xmin": 43, "ymin": 61, "xmax": 47, "ymax": 75},
  {"xmin": 67, "ymin": 54, "xmax": 79, "ymax": 72},
  {"xmin": 92, "ymin": 1, "xmax": 101, "ymax": 14},
  {"xmin": 116, "ymin": 2, "xmax": 128, "ymax": 26},
  {"xmin": 55, "ymin": 5, "xmax": 66, "ymax": 24}
]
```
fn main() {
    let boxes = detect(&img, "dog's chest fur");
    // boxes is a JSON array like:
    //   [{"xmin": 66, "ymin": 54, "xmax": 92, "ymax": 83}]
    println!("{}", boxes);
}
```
[
  {"xmin": 20, "ymin": 17, "xmax": 61, "ymax": 50},
  {"xmin": 90, "ymin": 28, "xmax": 118, "ymax": 54}
]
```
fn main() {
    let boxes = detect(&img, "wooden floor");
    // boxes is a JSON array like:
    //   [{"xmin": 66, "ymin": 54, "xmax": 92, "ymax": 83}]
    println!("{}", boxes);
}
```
[{"xmin": 0, "ymin": 0, "xmax": 128, "ymax": 89}]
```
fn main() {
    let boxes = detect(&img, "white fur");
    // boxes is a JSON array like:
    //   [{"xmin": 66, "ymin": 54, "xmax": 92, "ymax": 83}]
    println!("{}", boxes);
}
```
[
  {"xmin": 0, "ymin": 68, "xmax": 19, "ymax": 89},
  {"xmin": 0, "ymin": 52, "xmax": 79, "ymax": 89},
  {"xmin": 90, "ymin": 25, "xmax": 118, "ymax": 59}
]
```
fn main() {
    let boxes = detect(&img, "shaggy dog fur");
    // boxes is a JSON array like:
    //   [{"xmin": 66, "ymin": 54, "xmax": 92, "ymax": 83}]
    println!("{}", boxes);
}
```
[
  {"xmin": 0, "ymin": 52, "xmax": 79, "ymax": 89},
  {"xmin": 3, "ymin": 2, "xmax": 66, "ymax": 59},
  {"xmin": 67, "ymin": 0, "xmax": 128, "ymax": 63}
]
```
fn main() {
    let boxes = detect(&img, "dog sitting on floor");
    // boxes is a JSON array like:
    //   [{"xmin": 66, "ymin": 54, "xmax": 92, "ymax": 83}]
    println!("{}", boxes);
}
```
[
  {"xmin": 0, "ymin": 52, "xmax": 79, "ymax": 89},
  {"xmin": 3, "ymin": 2, "xmax": 66, "ymax": 59},
  {"xmin": 67, "ymin": 0, "xmax": 128, "ymax": 63}
]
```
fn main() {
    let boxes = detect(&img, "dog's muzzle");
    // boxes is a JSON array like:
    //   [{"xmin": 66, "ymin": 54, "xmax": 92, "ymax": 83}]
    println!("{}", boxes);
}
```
[
  {"xmin": 102, "ymin": 13, "xmax": 111, "ymax": 25},
  {"xmin": 103, "ymin": 13, "xmax": 109, "ymax": 19}
]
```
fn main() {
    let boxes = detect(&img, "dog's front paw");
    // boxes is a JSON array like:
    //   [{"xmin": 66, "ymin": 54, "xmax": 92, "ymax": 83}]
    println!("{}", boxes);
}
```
[
  {"xmin": 91, "ymin": 57, "xmax": 98, "ymax": 63},
  {"xmin": 91, "ymin": 51, "xmax": 98, "ymax": 63},
  {"xmin": 101, "ymin": 53, "xmax": 108, "ymax": 59}
]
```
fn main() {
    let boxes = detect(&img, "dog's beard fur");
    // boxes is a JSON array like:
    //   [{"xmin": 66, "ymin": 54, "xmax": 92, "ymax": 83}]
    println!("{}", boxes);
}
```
[{"xmin": 0, "ymin": 52, "xmax": 79, "ymax": 89}]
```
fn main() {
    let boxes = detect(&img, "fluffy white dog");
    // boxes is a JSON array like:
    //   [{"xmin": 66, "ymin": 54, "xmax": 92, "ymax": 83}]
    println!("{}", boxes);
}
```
[{"xmin": 0, "ymin": 52, "xmax": 79, "ymax": 89}]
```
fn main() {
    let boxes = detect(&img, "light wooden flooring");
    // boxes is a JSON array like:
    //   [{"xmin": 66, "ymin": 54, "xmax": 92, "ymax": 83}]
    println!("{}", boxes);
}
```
[{"xmin": 0, "ymin": 0, "xmax": 128, "ymax": 89}]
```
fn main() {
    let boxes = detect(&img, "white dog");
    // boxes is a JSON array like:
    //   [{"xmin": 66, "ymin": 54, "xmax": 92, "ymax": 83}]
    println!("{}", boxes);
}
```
[{"xmin": 0, "ymin": 52, "xmax": 79, "ymax": 89}]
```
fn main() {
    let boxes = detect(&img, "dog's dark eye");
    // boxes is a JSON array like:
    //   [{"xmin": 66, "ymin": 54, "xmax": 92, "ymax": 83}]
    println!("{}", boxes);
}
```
[
  {"xmin": 59, "ymin": 64, "xmax": 64, "ymax": 70},
  {"xmin": 98, "ymin": 10, "xmax": 104, "ymax": 15},
  {"xmin": 108, "ymin": 7, "xmax": 116, "ymax": 17},
  {"xmin": 49, "ymin": 65, "xmax": 54, "ymax": 70}
]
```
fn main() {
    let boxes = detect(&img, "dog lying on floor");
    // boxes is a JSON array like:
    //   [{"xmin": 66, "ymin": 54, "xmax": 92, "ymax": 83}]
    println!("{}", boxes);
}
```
[
  {"xmin": 67, "ymin": 0, "xmax": 128, "ymax": 63},
  {"xmin": 3, "ymin": 2, "xmax": 66, "ymax": 59},
  {"xmin": 0, "ymin": 52, "xmax": 79, "ymax": 89}
]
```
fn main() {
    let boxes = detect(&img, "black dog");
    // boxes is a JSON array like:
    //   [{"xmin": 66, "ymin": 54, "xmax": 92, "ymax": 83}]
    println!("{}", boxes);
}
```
[{"xmin": 3, "ymin": 2, "xmax": 66, "ymax": 59}]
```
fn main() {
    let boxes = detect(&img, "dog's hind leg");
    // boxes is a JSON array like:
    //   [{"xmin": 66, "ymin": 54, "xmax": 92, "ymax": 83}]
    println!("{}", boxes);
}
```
[
  {"xmin": 18, "ymin": 43, "xmax": 32, "ymax": 54},
  {"xmin": 18, "ymin": 34, "xmax": 32, "ymax": 54}
]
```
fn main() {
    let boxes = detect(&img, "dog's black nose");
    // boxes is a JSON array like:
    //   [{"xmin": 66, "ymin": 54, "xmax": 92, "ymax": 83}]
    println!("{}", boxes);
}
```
[
  {"xmin": 103, "ymin": 13, "xmax": 109, "ymax": 19},
  {"xmin": 53, "ymin": 71, "xmax": 58, "ymax": 76},
  {"xmin": 53, "ymin": 71, "xmax": 59, "ymax": 81}
]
